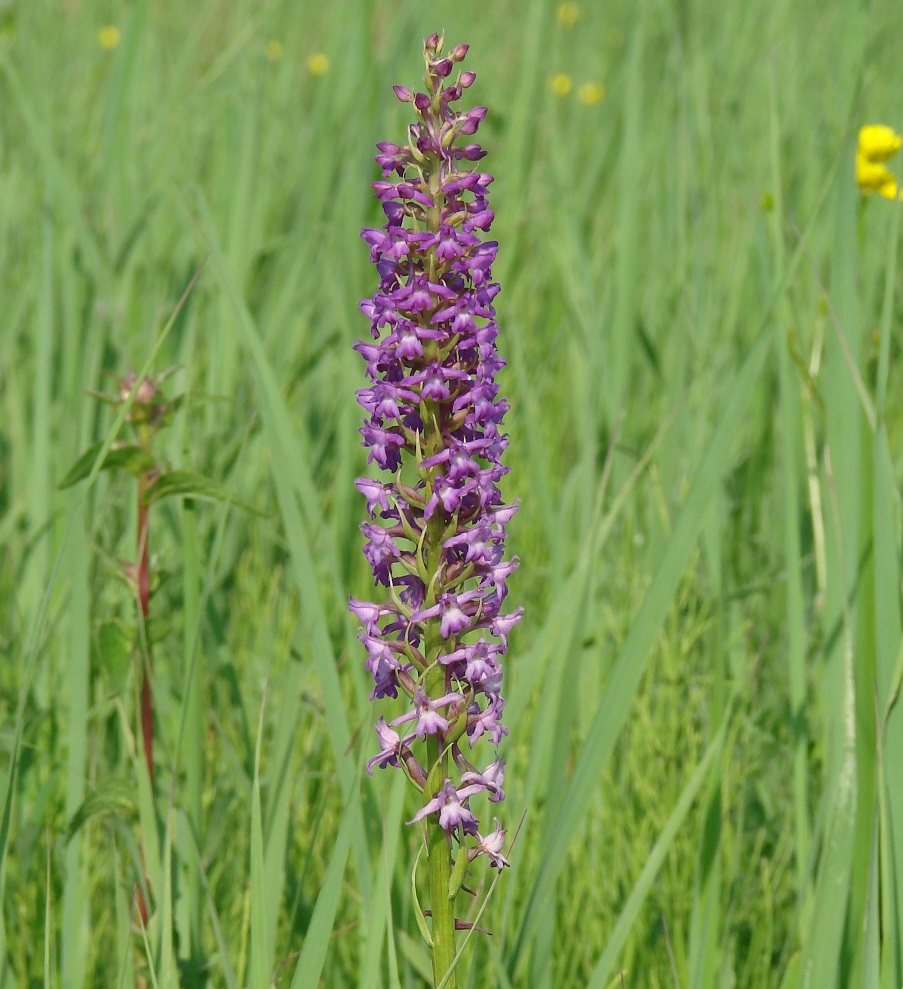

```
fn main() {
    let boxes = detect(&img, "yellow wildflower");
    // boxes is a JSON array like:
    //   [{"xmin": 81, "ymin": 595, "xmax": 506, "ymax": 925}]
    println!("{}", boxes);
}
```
[
  {"xmin": 858, "ymin": 125, "xmax": 901, "ymax": 163},
  {"xmin": 578, "ymin": 82, "xmax": 605, "ymax": 106},
  {"xmin": 556, "ymin": 2, "xmax": 580, "ymax": 27},
  {"xmin": 550, "ymin": 73, "xmax": 572, "ymax": 97},
  {"xmin": 98, "ymin": 25, "xmax": 121, "ymax": 50},
  {"xmin": 307, "ymin": 52, "xmax": 329, "ymax": 77},
  {"xmin": 856, "ymin": 155, "xmax": 899, "ymax": 200},
  {"xmin": 856, "ymin": 124, "xmax": 903, "ymax": 200},
  {"xmin": 264, "ymin": 39, "xmax": 284, "ymax": 62}
]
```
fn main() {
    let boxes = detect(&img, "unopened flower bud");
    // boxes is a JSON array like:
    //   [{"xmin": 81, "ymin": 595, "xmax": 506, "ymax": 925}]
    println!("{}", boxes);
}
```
[{"xmin": 119, "ymin": 372, "xmax": 157, "ymax": 404}]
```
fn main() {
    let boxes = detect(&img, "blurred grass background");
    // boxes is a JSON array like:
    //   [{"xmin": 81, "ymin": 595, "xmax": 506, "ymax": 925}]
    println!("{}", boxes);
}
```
[{"xmin": 2, "ymin": 0, "xmax": 903, "ymax": 986}]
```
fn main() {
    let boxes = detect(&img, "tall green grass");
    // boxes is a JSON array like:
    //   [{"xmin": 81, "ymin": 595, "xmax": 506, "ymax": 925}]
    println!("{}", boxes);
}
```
[{"xmin": 2, "ymin": 0, "xmax": 903, "ymax": 986}]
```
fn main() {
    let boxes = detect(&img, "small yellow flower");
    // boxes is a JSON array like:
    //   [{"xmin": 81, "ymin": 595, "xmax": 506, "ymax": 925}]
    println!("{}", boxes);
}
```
[
  {"xmin": 556, "ymin": 2, "xmax": 580, "ymax": 27},
  {"xmin": 98, "ymin": 25, "xmax": 121, "ymax": 50},
  {"xmin": 856, "ymin": 124, "xmax": 903, "ymax": 200},
  {"xmin": 858, "ymin": 124, "xmax": 901, "ymax": 163},
  {"xmin": 307, "ymin": 52, "xmax": 329, "ymax": 77},
  {"xmin": 550, "ymin": 73, "xmax": 572, "ymax": 97},
  {"xmin": 577, "ymin": 82, "xmax": 605, "ymax": 106},
  {"xmin": 264, "ymin": 39, "xmax": 284, "ymax": 62},
  {"xmin": 856, "ymin": 153, "xmax": 899, "ymax": 200}
]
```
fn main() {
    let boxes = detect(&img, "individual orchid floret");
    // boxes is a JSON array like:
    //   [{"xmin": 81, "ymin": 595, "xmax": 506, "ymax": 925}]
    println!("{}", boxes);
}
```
[
  {"xmin": 469, "ymin": 819, "xmax": 509, "ymax": 871},
  {"xmin": 408, "ymin": 779, "xmax": 478, "ymax": 835},
  {"xmin": 366, "ymin": 718, "xmax": 407, "ymax": 774},
  {"xmin": 389, "ymin": 686, "xmax": 464, "ymax": 738},
  {"xmin": 457, "ymin": 757, "xmax": 506, "ymax": 803}
]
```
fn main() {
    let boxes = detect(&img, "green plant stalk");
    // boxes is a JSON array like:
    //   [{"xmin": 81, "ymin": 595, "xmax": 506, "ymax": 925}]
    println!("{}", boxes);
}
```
[
  {"xmin": 61, "ymin": 509, "xmax": 89, "ymax": 989},
  {"xmin": 181, "ymin": 501, "xmax": 203, "ymax": 960},
  {"xmin": 426, "ymin": 734, "xmax": 456, "ymax": 989},
  {"xmin": 421, "ymin": 505, "xmax": 458, "ymax": 988},
  {"xmin": 419, "ymin": 146, "xmax": 460, "ymax": 988},
  {"xmin": 767, "ymin": 77, "xmax": 809, "ymax": 894}
]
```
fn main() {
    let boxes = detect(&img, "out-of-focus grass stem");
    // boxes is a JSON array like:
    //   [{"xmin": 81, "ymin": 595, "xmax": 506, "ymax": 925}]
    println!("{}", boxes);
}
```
[
  {"xmin": 181, "ymin": 501, "xmax": 203, "ymax": 964},
  {"xmin": 767, "ymin": 69, "xmax": 809, "ymax": 895}
]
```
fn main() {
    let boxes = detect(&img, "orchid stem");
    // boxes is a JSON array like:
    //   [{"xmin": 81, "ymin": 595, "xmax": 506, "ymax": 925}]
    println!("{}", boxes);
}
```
[{"xmin": 427, "ymin": 739, "xmax": 457, "ymax": 989}]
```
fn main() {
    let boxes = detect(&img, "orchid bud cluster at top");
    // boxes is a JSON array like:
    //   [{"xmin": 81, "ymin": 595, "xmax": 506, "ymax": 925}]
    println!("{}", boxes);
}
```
[{"xmin": 351, "ymin": 34, "xmax": 519, "ymax": 871}]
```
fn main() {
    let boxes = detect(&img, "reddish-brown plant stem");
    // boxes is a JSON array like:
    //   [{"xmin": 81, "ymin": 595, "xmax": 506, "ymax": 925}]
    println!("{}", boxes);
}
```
[
  {"xmin": 133, "ymin": 471, "xmax": 155, "ymax": 949},
  {"xmin": 137, "ymin": 473, "xmax": 154, "ymax": 788}
]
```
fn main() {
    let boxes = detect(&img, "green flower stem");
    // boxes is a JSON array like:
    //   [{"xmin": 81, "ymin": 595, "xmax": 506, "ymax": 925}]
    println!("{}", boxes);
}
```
[
  {"xmin": 422, "ymin": 603, "xmax": 459, "ymax": 988},
  {"xmin": 403, "ymin": 123, "xmax": 466, "ymax": 989},
  {"xmin": 421, "ymin": 384, "xmax": 458, "ymax": 985},
  {"xmin": 426, "ymin": 737, "xmax": 457, "ymax": 989}
]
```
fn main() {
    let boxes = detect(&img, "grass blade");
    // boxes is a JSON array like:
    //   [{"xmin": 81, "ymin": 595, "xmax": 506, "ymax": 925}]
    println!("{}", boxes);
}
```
[
  {"xmin": 249, "ymin": 679, "xmax": 272, "ymax": 988},
  {"xmin": 289, "ymin": 780, "xmax": 360, "ymax": 989},
  {"xmin": 60, "ymin": 509, "xmax": 90, "ymax": 989}
]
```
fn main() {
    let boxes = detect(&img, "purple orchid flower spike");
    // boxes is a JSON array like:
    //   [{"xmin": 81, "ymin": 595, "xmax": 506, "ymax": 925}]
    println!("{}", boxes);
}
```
[{"xmin": 350, "ymin": 34, "xmax": 518, "ymax": 987}]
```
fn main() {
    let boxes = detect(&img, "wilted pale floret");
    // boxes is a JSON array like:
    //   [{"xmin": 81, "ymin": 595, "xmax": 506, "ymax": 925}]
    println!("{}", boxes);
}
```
[
  {"xmin": 352, "ymin": 35, "xmax": 518, "ymax": 856},
  {"xmin": 470, "ymin": 819, "xmax": 509, "ymax": 870}
]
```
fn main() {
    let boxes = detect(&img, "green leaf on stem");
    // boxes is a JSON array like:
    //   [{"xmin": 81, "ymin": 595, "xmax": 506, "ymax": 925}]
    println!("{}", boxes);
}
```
[
  {"xmin": 97, "ymin": 621, "xmax": 132, "ymax": 686},
  {"xmin": 57, "ymin": 442, "xmax": 157, "ymax": 489},
  {"xmin": 145, "ymin": 469, "xmax": 265, "ymax": 515},
  {"xmin": 64, "ymin": 779, "xmax": 138, "ymax": 842},
  {"xmin": 138, "ymin": 616, "xmax": 171, "ymax": 646},
  {"xmin": 448, "ymin": 849, "xmax": 469, "ymax": 900},
  {"xmin": 411, "ymin": 843, "xmax": 433, "ymax": 948}
]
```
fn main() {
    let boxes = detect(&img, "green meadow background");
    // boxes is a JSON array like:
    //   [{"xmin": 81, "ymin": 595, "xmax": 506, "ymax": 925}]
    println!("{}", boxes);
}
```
[{"xmin": 3, "ymin": 0, "xmax": 903, "ymax": 986}]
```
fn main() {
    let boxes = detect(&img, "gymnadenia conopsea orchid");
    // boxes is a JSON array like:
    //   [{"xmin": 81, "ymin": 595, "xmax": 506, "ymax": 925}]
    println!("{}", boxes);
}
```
[{"xmin": 351, "ymin": 33, "xmax": 520, "ymax": 988}]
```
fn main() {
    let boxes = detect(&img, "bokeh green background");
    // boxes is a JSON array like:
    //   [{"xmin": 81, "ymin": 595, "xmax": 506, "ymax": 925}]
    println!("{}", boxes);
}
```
[{"xmin": 3, "ymin": 0, "xmax": 903, "ymax": 986}]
